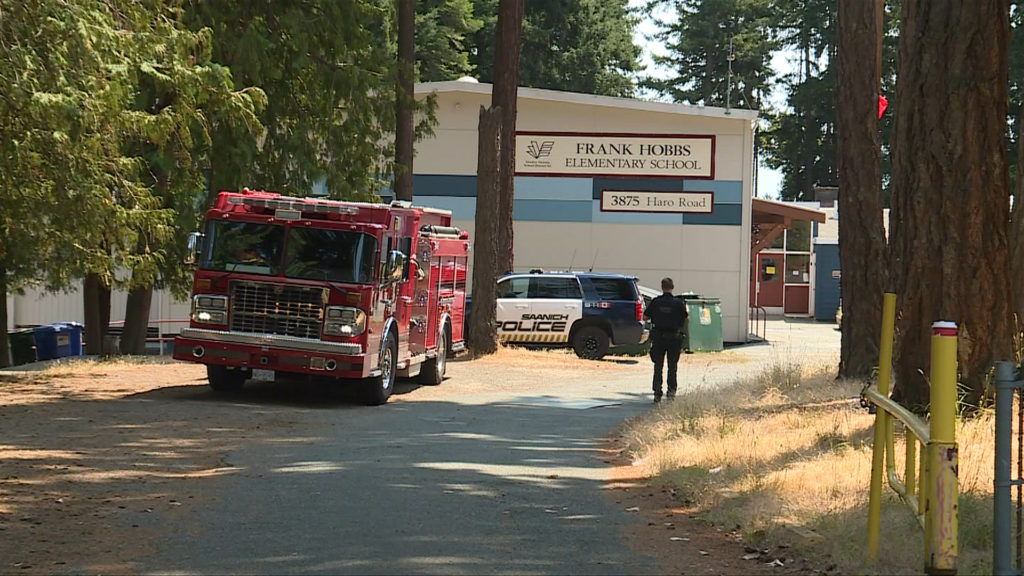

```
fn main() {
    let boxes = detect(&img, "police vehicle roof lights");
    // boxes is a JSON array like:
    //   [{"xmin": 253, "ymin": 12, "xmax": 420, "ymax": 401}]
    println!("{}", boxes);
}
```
[{"xmin": 227, "ymin": 194, "xmax": 360, "ymax": 216}]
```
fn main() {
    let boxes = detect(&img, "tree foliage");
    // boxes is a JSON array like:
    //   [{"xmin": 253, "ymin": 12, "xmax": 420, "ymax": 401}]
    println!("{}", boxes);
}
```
[
  {"xmin": 185, "ymin": 0, "xmax": 425, "ymax": 201},
  {"xmin": 643, "ymin": 0, "xmax": 778, "ymax": 108},
  {"xmin": 759, "ymin": 0, "xmax": 836, "ymax": 201},
  {"xmin": 467, "ymin": 0, "xmax": 641, "ymax": 97},
  {"xmin": 416, "ymin": 0, "xmax": 482, "ymax": 81},
  {"xmin": 0, "ymin": 0, "xmax": 265, "ymax": 361}
]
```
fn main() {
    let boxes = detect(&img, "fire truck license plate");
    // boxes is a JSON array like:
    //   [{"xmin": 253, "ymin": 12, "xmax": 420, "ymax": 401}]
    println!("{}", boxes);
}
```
[{"xmin": 252, "ymin": 369, "xmax": 275, "ymax": 381}]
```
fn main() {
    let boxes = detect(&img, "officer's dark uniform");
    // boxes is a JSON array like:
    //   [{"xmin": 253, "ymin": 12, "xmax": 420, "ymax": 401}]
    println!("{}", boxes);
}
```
[{"xmin": 644, "ymin": 293, "xmax": 688, "ymax": 400}]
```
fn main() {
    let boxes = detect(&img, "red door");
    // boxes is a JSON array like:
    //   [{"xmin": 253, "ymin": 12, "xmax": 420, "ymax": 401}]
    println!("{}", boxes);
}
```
[
  {"xmin": 754, "ymin": 253, "xmax": 784, "ymax": 308},
  {"xmin": 784, "ymin": 285, "xmax": 810, "ymax": 314}
]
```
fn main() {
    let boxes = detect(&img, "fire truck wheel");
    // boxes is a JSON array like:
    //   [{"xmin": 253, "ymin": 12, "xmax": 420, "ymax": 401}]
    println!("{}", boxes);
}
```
[
  {"xmin": 572, "ymin": 325, "xmax": 610, "ymax": 360},
  {"xmin": 207, "ymin": 365, "xmax": 247, "ymax": 392},
  {"xmin": 365, "ymin": 332, "xmax": 398, "ymax": 405},
  {"xmin": 418, "ymin": 325, "xmax": 449, "ymax": 386}
]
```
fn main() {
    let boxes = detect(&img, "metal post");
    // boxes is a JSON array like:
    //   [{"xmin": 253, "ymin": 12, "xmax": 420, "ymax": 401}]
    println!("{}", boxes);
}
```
[
  {"xmin": 925, "ymin": 321, "xmax": 958, "ymax": 575},
  {"xmin": 907, "ymin": 432, "xmax": 917, "ymax": 498},
  {"xmin": 725, "ymin": 38, "xmax": 734, "ymax": 114},
  {"xmin": 868, "ymin": 293, "xmax": 897, "ymax": 561},
  {"xmin": 994, "ymin": 361, "xmax": 1016, "ymax": 576}
]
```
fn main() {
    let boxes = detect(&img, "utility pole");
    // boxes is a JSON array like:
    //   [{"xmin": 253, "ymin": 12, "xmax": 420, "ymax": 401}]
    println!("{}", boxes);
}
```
[{"xmin": 726, "ymin": 38, "xmax": 734, "ymax": 114}]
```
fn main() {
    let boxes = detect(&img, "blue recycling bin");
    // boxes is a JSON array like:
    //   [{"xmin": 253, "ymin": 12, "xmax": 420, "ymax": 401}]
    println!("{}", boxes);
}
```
[
  {"xmin": 58, "ymin": 322, "xmax": 84, "ymax": 357},
  {"xmin": 32, "ymin": 322, "xmax": 84, "ymax": 360}
]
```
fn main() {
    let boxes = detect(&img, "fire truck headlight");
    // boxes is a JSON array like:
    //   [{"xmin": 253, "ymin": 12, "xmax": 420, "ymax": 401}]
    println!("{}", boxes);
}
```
[
  {"xmin": 196, "ymin": 295, "xmax": 227, "ymax": 309},
  {"xmin": 194, "ymin": 310, "xmax": 227, "ymax": 325},
  {"xmin": 192, "ymin": 295, "xmax": 228, "ymax": 325},
  {"xmin": 324, "ymin": 307, "xmax": 366, "ymax": 337}
]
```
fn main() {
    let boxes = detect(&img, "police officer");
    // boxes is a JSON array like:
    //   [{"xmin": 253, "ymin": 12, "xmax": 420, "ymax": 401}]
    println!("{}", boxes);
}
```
[{"xmin": 643, "ymin": 277, "xmax": 688, "ymax": 403}]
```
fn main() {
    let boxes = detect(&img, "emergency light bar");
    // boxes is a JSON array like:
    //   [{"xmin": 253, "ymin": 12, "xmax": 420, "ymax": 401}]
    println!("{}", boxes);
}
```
[{"xmin": 227, "ymin": 195, "xmax": 359, "ymax": 216}]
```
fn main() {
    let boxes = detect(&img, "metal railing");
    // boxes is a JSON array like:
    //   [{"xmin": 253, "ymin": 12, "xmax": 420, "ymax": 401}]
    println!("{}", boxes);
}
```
[
  {"xmin": 993, "ymin": 362, "xmax": 1024, "ymax": 575},
  {"xmin": 864, "ymin": 292, "xmax": 959, "ymax": 575},
  {"xmin": 748, "ymin": 305, "xmax": 767, "ymax": 342}
]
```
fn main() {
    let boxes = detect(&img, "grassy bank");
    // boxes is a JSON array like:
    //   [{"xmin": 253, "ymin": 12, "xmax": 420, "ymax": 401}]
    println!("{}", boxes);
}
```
[{"xmin": 620, "ymin": 362, "xmax": 998, "ymax": 575}]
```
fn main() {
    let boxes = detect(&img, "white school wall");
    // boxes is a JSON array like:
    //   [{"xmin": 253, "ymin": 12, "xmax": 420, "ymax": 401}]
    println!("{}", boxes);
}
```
[
  {"xmin": 9, "ymin": 284, "xmax": 191, "ymax": 335},
  {"xmin": 415, "ymin": 82, "xmax": 755, "ymax": 342}
]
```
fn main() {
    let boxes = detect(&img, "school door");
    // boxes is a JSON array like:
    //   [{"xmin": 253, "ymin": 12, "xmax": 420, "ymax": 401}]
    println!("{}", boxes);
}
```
[{"xmin": 753, "ymin": 253, "xmax": 784, "ymax": 308}]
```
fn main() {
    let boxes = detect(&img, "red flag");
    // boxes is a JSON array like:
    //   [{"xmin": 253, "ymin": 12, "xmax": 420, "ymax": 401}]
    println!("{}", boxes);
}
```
[{"xmin": 878, "ymin": 95, "xmax": 888, "ymax": 119}]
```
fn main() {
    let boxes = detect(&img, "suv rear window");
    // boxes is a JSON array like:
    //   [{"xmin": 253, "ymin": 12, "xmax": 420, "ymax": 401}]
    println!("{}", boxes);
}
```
[{"xmin": 590, "ymin": 278, "xmax": 636, "ymax": 300}]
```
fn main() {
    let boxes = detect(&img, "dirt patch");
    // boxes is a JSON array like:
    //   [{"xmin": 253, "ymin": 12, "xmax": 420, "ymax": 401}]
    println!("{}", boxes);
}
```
[{"xmin": 0, "ymin": 359, "xmax": 269, "ymax": 574}]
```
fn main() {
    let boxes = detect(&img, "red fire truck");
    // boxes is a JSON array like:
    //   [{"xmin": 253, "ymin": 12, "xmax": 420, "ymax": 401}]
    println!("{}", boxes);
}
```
[{"xmin": 173, "ymin": 189, "xmax": 469, "ymax": 405}]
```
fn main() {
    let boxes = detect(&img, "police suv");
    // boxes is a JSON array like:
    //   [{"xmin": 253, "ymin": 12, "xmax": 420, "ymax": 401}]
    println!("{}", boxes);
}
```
[{"xmin": 495, "ymin": 270, "xmax": 648, "ymax": 359}]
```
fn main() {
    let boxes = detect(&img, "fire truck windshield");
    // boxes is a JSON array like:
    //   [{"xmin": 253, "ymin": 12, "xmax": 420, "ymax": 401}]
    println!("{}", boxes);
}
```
[
  {"xmin": 202, "ymin": 221, "xmax": 378, "ymax": 284},
  {"xmin": 203, "ymin": 221, "xmax": 285, "ymax": 276},
  {"xmin": 284, "ymin": 228, "xmax": 378, "ymax": 284}
]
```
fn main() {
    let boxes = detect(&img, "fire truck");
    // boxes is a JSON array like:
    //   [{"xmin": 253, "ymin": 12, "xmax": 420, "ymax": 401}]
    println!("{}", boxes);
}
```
[{"xmin": 172, "ymin": 189, "xmax": 470, "ymax": 405}]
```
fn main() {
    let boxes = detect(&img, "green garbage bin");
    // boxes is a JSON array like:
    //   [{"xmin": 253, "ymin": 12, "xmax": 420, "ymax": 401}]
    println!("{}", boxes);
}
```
[
  {"xmin": 684, "ymin": 297, "xmax": 723, "ymax": 352},
  {"xmin": 9, "ymin": 328, "xmax": 37, "ymax": 366},
  {"xmin": 678, "ymin": 293, "xmax": 699, "ymax": 352}
]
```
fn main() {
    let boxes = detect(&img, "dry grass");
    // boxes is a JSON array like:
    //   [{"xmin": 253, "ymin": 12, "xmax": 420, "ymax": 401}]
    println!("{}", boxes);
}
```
[
  {"xmin": 621, "ymin": 362, "xmax": 1000, "ymax": 575},
  {"xmin": 36, "ymin": 355, "xmax": 175, "ymax": 378}
]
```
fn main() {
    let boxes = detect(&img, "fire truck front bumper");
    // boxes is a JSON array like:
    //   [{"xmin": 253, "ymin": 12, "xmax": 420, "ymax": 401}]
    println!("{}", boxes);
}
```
[{"xmin": 173, "ymin": 328, "xmax": 371, "ymax": 378}]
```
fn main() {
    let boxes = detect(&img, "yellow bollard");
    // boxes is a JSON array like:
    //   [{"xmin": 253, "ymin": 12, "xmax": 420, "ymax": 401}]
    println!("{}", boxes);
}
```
[
  {"xmin": 925, "ymin": 321, "xmax": 958, "ymax": 575},
  {"xmin": 868, "ymin": 293, "xmax": 897, "ymax": 561}
]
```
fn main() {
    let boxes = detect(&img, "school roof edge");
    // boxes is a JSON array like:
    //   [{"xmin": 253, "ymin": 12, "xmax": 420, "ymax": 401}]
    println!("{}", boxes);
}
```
[{"xmin": 416, "ymin": 81, "xmax": 760, "ymax": 122}]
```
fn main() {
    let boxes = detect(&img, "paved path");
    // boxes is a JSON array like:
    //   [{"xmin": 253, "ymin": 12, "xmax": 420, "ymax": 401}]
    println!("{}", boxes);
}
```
[{"xmin": 2, "ymin": 317, "xmax": 840, "ymax": 575}]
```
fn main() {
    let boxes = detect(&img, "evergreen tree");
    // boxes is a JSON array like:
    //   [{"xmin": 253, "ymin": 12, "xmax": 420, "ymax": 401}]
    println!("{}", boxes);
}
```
[
  {"xmin": 643, "ymin": 0, "xmax": 778, "ymax": 108},
  {"xmin": 469, "ymin": 0, "xmax": 641, "ymax": 97},
  {"xmin": 416, "ymin": 0, "xmax": 482, "ymax": 81},
  {"xmin": 759, "ymin": 0, "xmax": 836, "ymax": 201},
  {"xmin": 185, "ymin": 1, "xmax": 428, "ymax": 200}
]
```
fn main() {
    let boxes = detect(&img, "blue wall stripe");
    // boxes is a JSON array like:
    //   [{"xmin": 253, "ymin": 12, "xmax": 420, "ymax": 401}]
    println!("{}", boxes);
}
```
[
  {"xmin": 413, "ymin": 196, "xmax": 477, "ymax": 220},
  {"xmin": 682, "ymin": 180, "xmax": 742, "ymax": 204},
  {"xmin": 413, "ymin": 174, "xmax": 477, "ymax": 197},
  {"xmin": 592, "ymin": 177, "xmax": 683, "ymax": 199},
  {"xmin": 680, "ymin": 204, "xmax": 742, "ymax": 226},
  {"xmin": 591, "ymin": 204, "xmax": 683, "ymax": 225},
  {"xmin": 413, "ymin": 174, "xmax": 744, "ymax": 205},
  {"xmin": 515, "ymin": 177, "xmax": 593, "ymax": 201},
  {"xmin": 410, "ymin": 174, "xmax": 745, "ymax": 225},
  {"xmin": 514, "ymin": 199, "xmax": 592, "ymax": 222}
]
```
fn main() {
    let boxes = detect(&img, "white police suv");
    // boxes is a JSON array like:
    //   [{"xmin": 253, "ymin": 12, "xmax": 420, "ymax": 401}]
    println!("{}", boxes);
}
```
[{"xmin": 495, "ymin": 270, "xmax": 648, "ymax": 359}]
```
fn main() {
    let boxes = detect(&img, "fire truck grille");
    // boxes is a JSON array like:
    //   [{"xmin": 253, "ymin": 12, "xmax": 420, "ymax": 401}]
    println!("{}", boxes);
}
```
[{"xmin": 229, "ymin": 281, "xmax": 327, "ymax": 339}]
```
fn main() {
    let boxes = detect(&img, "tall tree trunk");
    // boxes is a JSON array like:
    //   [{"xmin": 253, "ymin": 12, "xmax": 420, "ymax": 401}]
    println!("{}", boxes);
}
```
[
  {"xmin": 120, "ymin": 284, "xmax": 153, "ymax": 355},
  {"xmin": 468, "ymin": 107, "xmax": 502, "ymax": 356},
  {"xmin": 83, "ymin": 273, "xmax": 111, "ymax": 355},
  {"xmin": 0, "ymin": 259, "xmax": 9, "ymax": 368},
  {"xmin": 491, "ymin": 0, "xmax": 524, "ymax": 276},
  {"xmin": 836, "ymin": 0, "xmax": 887, "ymax": 378},
  {"xmin": 394, "ymin": 0, "xmax": 415, "ymax": 203},
  {"xmin": 1010, "ymin": 102, "xmax": 1024, "ymax": 325},
  {"xmin": 889, "ymin": 0, "xmax": 1012, "ymax": 408}
]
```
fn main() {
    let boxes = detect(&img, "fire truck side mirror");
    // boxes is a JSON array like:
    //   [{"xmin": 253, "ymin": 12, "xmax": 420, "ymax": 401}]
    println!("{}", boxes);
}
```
[
  {"xmin": 384, "ymin": 250, "xmax": 405, "ymax": 284},
  {"xmin": 184, "ymin": 232, "xmax": 204, "ymax": 266}
]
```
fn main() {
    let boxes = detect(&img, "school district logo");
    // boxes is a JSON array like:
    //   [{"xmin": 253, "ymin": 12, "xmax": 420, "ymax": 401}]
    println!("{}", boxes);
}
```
[{"xmin": 526, "ymin": 140, "xmax": 555, "ymax": 159}]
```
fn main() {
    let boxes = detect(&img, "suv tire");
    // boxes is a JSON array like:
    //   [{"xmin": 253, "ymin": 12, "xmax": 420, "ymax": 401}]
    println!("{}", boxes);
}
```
[{"xmin": 572, "ymin": 326, "xmax": 610, "ymax": 360}]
